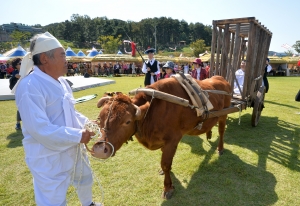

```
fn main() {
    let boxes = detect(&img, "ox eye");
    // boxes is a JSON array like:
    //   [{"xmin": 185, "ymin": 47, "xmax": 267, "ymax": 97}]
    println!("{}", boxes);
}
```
[{"xmin": 126, "ymin": 121, "xmax": 131, "ymax": 125}]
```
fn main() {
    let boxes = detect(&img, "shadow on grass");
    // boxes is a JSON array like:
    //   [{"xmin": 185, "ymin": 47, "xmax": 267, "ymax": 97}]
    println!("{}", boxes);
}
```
[
  {"xmin": 6, "ymin": 130, "xmax": 23, "ymax": 148},
  {"xmin": 265, "ymin": 100, "xmax": 300, "ymax": 109},
  {"xmin": 160, "ymin": 114, "xmax": 289, "ymax": 205},
  {"xmin": 226, "ymin": 114, "xmax": 300, "ymax": 172},
  {"xmin": 162, "ymin": 142, "xmax": 278, "ymax": 205}
]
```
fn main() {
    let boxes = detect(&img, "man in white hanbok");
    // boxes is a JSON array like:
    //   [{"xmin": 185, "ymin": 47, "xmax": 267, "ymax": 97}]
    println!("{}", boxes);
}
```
[
  {"xmin": 234, "ymin": 60, "xmax": 246, "ymax": 94},
  {"xmin": 13, "ymin": 32, "xmax": 101, "ymax": 206}
]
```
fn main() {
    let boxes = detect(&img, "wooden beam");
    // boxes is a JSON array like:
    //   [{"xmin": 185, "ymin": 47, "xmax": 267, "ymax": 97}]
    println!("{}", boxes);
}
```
[
  {"xmin": 215, "ymin": 17, "xmax": 256, "ymax": 25},
  {"xmin": 216, "ymin": 17, "xmax": 272, "ymax": 36}
]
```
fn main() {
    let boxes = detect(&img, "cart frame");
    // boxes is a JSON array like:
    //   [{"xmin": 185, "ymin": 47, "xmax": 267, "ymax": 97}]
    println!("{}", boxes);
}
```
[{"xmin": 209, "ymin": 17, "xmax": 272, "ymax": 126}]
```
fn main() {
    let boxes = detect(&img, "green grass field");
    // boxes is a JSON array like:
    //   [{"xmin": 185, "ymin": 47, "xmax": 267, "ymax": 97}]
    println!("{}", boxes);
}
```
[{"xmin": 0, "ymin": 76, "xmax": 299, "ymax": 206}]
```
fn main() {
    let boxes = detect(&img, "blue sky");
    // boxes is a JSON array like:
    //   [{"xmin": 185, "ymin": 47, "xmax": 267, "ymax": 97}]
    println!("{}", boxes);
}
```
[{"xmin": 1, "ymin": 0, "xmax": 298, "ymax": 53}]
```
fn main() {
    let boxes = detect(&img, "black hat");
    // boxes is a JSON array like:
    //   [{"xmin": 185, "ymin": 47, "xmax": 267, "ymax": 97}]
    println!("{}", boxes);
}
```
[{"xmin": 144, "ymin": 48, "xmax": 156, "ymax": 54}]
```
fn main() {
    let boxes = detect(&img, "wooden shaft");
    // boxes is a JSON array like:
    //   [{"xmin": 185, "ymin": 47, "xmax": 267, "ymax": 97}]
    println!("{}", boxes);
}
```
[
  {"xmin": 129, "ymin": 89, "xmax": 190, "ymax": 107},
  {"xmin": 208, "ymin": 104, "xmax": 245, "ymax": 118}
]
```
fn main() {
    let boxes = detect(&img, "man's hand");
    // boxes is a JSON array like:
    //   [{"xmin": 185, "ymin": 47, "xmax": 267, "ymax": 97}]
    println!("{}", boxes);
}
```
[
  {"xmin": 151, "ymin": 72, "xmax": 154, "ymax": 76},
  {"xmin": 147, "ymin": 67, "xmax": 151, "ymax": 72},
  {"xmin": 80, "ymin": 129, "xmax": 95, "ymax": 144}
]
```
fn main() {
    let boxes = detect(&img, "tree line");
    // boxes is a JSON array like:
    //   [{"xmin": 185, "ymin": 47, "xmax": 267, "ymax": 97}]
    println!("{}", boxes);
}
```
[{"xmin": 44, "ymin": 14, "xmax": 213, "ymax": 52}]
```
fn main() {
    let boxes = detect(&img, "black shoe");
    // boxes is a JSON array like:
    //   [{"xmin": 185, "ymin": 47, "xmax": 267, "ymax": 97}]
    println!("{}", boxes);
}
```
[
  {"xmin": 89, "ymin": 202, "xmax": 103, "ymax": 206},
  {"xmin": 15, "ymin": 123, "xmax": 21, "ymax": 130}
]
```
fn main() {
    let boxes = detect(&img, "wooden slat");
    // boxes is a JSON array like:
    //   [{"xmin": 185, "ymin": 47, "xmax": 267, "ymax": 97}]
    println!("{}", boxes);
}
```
[
  {"xmin": 226, "ymin": 32, "xmax": 235, "ymax": 82},
  {"xmin": 237, "ymin": 37, "xmax": 245, "ymax": 68},
  {"xmin": 210, "ymin": 20, "xmax": 217, "ymax": 77},
  {"xmin": 231, "ymin": 23, "xmax": 242, "ymax": 96},
  {"xmin": 243, "ymin": 21, "xmax": 255, "ymax": 98},
  {"xmin": 215, "ymin": 27, "xmax": 223, "ymax": 75},
  {"xmin": 220, "ymin": 24, "xmax": 230, "ymax": 78},
  {"xmin": 262, "ymin": 35, "xmax": 272, "ymax": 76},
  {"xmin": 224, "ymin": 26, "xmax": 231, "ymax": 79},
  {"xmin": 241, "ymin": 39, "xmax": 247, "ymax": 60},
  {"xmin": 253, "ymin": 28, "xmax": 264, "ymax": 83}
]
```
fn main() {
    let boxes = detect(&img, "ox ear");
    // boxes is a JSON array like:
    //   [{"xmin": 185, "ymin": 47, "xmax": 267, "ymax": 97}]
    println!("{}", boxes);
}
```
[{"xmin": 97, "ymin": 96, "xmax": 111, "ymax": 108}]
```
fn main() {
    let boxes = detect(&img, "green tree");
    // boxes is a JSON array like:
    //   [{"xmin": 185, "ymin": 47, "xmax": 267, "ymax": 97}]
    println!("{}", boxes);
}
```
[
  {"xmin": 0, "ymin": 42, "xmax": 12, "ymax": 54},
  {"xmin": 10, "ymin": 30, "xmax": 31, "ymax": 44},
  {"xmin": 293, "ymin": 40, "xmax": 300, "ymax": 54},
  {"xmin": 284, "ymin": 49, "xmax": 294, "ymax": 56},
  {"xmin": 98, "ymin": 35, "xmax": 122, "ymax": 54},
  {"xmin": 190, "ymin": 39, "xmax": 207, "ymax": 57}
]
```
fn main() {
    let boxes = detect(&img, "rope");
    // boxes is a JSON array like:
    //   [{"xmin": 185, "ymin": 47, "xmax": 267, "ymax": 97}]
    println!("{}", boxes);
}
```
[
  {"xmin": 237, "ymin": 104, "xmax": 241, "ymax": 125},
  {"xmin": 67, "ymin": 117, "xmax": 116, "ymax": 205},
  {"xmin": 143, "ymin": 90, "xmax": 155, "ymax": 119}
]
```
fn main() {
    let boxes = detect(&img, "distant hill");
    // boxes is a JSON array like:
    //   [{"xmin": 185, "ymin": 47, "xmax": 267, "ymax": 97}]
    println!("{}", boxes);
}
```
[{"xmin": 268, "ymin": 51, "xmax": 288, "ymax": 57}]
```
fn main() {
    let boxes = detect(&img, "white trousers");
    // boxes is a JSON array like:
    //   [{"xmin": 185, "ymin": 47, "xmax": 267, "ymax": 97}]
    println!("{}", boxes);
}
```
[{"xmin": 26, "ymin": 145, "xmax": 93, "ymax": 206}]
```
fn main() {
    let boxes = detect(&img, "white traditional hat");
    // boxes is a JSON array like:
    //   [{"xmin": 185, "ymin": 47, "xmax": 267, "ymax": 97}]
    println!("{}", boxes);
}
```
[{"xmin": 11, "ymin": 32, "xmax": 63, "ymax": 93}]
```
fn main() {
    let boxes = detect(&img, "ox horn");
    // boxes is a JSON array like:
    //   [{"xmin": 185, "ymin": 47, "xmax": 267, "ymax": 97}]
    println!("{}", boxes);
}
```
[
  {"xmin": 133, "ymin": 104, "xmax": 141, "ymax": 117},
  {"xmin": 97, "ymin": 96, "xmax": 111, "ymax": 108}
]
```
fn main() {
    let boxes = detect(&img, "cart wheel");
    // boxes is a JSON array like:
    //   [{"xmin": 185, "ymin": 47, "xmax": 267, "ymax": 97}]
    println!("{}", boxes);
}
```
[{"xmin": 251, "ymin": 86, "xmax": 265, "ymax": 127}]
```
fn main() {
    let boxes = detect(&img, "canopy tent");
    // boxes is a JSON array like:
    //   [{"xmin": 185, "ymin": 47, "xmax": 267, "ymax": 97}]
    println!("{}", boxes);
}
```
[
  {"xmin": 87, "ymin": 47, "xmax": 99, "ymax": 57},
  {"xmin": 77, "ymin": 50, "xmax": 86, "ymax": 57},
  {"xmin": 8, "ymin": 45, "xmax": 27, "ymax": 57},
  {"xmin": 65, "ymin": 47, "xmax": 77, "ymax": 57},
  {"xmin": 117, "ymin": 50, "xmax": 122, "ymax": 55},
  {"xmin": 0, "ymin": 56, "xmax": 10, "ymax": 63},
  {"xmin": 98, "ymin": 50, "xmax": 103, "ymax": 54}
]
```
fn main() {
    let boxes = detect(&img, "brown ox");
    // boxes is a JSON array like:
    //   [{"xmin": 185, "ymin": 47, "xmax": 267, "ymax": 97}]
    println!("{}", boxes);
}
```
[{"xmin": 94, "ymin": 75, "xmax": 232, "ymax": 199}]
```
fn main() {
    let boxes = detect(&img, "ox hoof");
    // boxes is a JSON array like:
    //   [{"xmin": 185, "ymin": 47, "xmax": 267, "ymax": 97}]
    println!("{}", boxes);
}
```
[
  {"xmin": 218, "ymin": 149, "xmax": 224, "ymax": 155},
  {"xmin": 162, "ymin": 188, "xmax": 174, "ymax": 199},
  {"xmin": 158, "ymin": 169, "xmax": 164, "ymax": 175},
  {"xmin": 206, "ymin": 131, "xmax": 212, "ymax": 140}
]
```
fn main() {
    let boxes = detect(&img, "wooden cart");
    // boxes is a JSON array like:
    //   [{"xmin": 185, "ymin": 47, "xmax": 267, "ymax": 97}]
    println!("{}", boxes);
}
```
[{"xmin": 209, "ymin": 17, "xmax": 272, "ymax": 126}]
